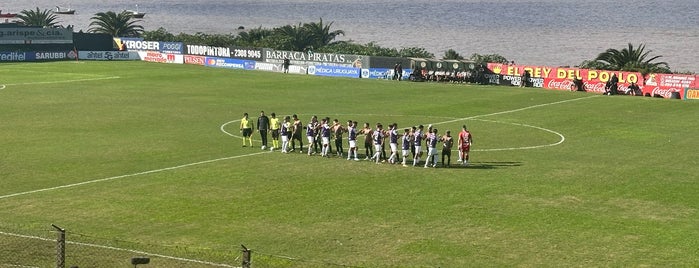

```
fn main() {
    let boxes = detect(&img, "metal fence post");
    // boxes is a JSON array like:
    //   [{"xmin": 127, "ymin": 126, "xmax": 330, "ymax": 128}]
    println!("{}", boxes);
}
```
[
  {"xmin": 52, "ymin": 224, "xmax": 65, "ymax": 268},
  {"xmin": 241, "ymin": 244, "xmax": 251, "ymax": 268}
]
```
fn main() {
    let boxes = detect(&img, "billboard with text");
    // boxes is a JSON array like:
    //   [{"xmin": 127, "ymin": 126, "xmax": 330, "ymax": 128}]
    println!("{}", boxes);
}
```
[
  {"xmin": 0, "ymin": 27, "xmax": 73, "ymax": 44},
  {"xmin": 137, "ymin": 51, "xmax": 183, "ymax": 64},
  {"xmin": 78, "ymin": 51, "xmax": 139, "ymax": 61},
  {"xmin": 308, "ymin": 65, "xmax": 361, "ymax": 78},
  {"xmin": 204, "ymin": 57, "xmax": 255, "ymax": 70}
]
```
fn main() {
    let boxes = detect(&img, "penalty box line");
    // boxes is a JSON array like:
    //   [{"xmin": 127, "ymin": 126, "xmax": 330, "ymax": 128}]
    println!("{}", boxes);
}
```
[{"xmin": 0, "ymin": 151, "xmax": 268, "ymax": 200}]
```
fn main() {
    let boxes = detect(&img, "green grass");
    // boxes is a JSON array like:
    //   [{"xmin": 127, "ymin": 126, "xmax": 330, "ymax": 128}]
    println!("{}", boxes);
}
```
[{"xmin": 1, "ymin": 61, "xmax": 698, "ymax": 267}]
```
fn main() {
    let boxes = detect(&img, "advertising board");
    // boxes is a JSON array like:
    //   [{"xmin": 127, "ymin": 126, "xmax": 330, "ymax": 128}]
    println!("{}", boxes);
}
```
[
  {"xmin": 34, "ymin": 51, "xmax": 76, "ymax": 60},
  {"xmin": 643, "ymin": 73, "xmax": 695, "ymax": 98},
  {"xmin": 0, "ymin": 51, "xmax": 33, "ymax": 61},
  {"xmin": 684, "ymin": 89, "xmax": 699, "ymax": 100},
  {"xmin": 204, "ymin": 57, "xmax": 255, "ymax": 70},
  {"xmin": 137, "ymin": 51, "xmax": 183, "ymax": 64},
  {"xmin": 184, "ymin": 55, "xmax": 206, "ymax": 65},
  {"xmin": 488, "ymin": 63, "xmax": 643, "ymax": 93},
  {"xmin": 185, "ymin": 45, "xmax": 230, "ymax": 57},
  {"xmin": 0, "ymin": 27, "xmax": 73, "ymax": 44},
  {"xmin": 78, "ymin": 51, "xmax": 138, "ymax": 60},
  {"xmin": 264, "ymin": 49, "xmax": 366, "ymax": 68},
  {"xmin": 230, "ymin": 46, "xmax": 264, "ymax": 61},
  {"xmin": 120, "ymin": 39, "xmax": 183, "ymax": 54},
  {"xmin": 308, "ymin": 65, "xmax": 360, "ymax": 78}
]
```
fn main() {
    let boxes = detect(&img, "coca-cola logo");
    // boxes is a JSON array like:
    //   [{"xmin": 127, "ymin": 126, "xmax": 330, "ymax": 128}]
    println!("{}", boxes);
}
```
[
  {"xmin": 651, "ymin": 87, "xmax": 680, "ymax": 97},
  {"xmin": 546, "ymin": 79, "xmax": 573, "ymax": 90},
  {"xmin": 583, "ymin": 82, "xmax": 606, "ymax": 93}
]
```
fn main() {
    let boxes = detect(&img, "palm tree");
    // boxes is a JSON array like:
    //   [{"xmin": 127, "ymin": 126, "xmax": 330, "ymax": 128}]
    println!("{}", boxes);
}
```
[
  {"xmin": 88, "ymin": 11, "xmax": 144, "ymax": 37},
  {"xmin": 591, "ymin": 43, "xmax": 670, "ymax": 74},
  {"xmin": 274, "ymin": 23, "xmax": 312, "ymax": 51},
  {"xmin": 235, "ymin": 26, "xmax": 274, "ymax": 46},
  {"xmin": 16, "ymin": 7, "xmax": 59, "ymax": 27},
  {"xmin": 302, "ymin": 18, "xmax": 345, "ymax": 49}
]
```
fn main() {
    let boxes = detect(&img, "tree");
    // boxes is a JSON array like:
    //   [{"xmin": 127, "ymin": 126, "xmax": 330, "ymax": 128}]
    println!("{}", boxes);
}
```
[
  {"xmin": 442, "ymin": 49, "xmax": 463, "ymax": 60},
  {"xmin": 274, "ymin": 23, "xmax": 312, "ymax": 51},
  {"xmin": 586, "ymin": 43, "xmax": 671, "ymax": 75},
  {"xmin": 578, "ymin": 59, "xmax": 609, "ymax": 70},
  {"xmin": 469, "ymin": 53, "xmax": 508, "ymax": 65},
  {"xmin": 319, "ymin": 41, "xmax": 400, "ymax": 57},
  {"xmin": 88, "ymin": 11, "xmax": 144, "ymax": 37},
  {"xmin": 16, "ymin": 7, "xmax": 59, "ymax": 27},
  {"xmin": 302, "ymin": 18, "xmax": 345, "ymax": 49},
  {"xmin": 142, "ymin": 27, "xmax": 176, "ymax": 42},
  {"xmin": 235, "ymin": 26, "xmax": 274, "ymax": 47},
  {"xmin": 399, "ymin": 47, "xmax": 434, "ymax": 58}
]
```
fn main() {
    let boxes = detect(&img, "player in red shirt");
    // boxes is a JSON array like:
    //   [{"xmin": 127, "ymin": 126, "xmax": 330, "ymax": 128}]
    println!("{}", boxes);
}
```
[{"xmin": 458, "ymin": 125, "xmax": 473, "ymax": 166}]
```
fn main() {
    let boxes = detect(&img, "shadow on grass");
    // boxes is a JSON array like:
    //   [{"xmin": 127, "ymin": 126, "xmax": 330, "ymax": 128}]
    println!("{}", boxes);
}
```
[{"xmin": 439, "ymin": 161, "xmax": 522, "ymax": 170}]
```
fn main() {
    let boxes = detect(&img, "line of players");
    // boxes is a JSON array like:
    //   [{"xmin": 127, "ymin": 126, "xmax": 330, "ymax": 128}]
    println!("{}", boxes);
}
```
[{"xmin": 242, "ymin": 113, "xmax": 473, "ymax": 167}]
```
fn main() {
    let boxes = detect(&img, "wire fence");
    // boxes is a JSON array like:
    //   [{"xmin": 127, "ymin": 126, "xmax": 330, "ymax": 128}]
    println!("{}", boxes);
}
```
[
  {"xmin": 0, "ymin": 224, "xmax": 365, "ymax": 268},
  {"xmin": 0, "ymin": 224, "xmax": 242, "ymax": 268}
]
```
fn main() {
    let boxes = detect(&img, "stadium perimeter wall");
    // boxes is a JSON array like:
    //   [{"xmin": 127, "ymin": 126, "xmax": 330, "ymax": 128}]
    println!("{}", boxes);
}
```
[{"xmin": 2, "ymin": 30, "xmax": 696, "ymax": 100}]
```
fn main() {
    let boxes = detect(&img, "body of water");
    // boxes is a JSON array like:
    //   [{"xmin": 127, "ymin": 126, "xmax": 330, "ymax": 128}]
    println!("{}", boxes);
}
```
[{"xmin": 4, "ymin": 0, "xmax": 698, "ymax": 72}]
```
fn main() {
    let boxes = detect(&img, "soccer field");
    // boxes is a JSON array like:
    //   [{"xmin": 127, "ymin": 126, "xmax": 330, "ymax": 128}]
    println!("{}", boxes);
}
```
[{"xmin": 1, "ymin": 61, "xmax": 698, "ymax": 267}]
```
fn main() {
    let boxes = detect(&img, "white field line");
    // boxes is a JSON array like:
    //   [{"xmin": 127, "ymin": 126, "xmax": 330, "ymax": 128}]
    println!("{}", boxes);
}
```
[
  {"xmin": 1, "ymin": 95, "xmax": 595, "ymax": 201},
  {"xmin": 469, "ymin": 119, "xmax": 565, "ymax": 151},
  {"xmin": 220, "ymin": 119, "xmax": 244, "ymax": 139},
  {"xmin": 0, "ymin": 95, "xmax": 595, "ymax": 265},
  {"xmin": 431, "ymin": 95, "xmax": 599, "ymax": 125},
  {"xmin": 0, "ymin": 151, "xmax": 267, "ymax": 200},
  {"xmin": 221, "ymin": 116, "xmax": 565, "ymax": 151},
  {"xmin": 3, "ymin": 76, "xmax": 121, "ymax": 87},
  {"xmin": 0, "ymin": 231, "xmax": 237, "ymax": 268}
]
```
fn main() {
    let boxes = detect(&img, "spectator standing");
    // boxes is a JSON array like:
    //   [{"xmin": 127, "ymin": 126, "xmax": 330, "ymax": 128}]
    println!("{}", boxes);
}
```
[
  {"xmin": 283, "ymin": 58, "xmax": 290, "ymax": 73},
  {"xmin": 521, "ymin": 70, "xmax": 531, "ymax": 87}
]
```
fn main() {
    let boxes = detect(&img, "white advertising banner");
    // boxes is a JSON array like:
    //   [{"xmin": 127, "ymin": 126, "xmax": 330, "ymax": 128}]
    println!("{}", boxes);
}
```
[
  {"xmin": 78, "ymin": 51, "xmax": 140, "ymax": 61},
  {"xmin": 137, "ymin": 51, "xmax": 183, "ymax": 64}
]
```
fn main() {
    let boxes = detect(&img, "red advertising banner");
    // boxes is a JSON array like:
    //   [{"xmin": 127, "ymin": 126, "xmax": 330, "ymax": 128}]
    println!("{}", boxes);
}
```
[
  {"xmin": 641, "ymin": 73, "xmax": 695, "ymax": 98},
  {"xmin": 184, "ymin": 55, "xmax": 205, "ymax": 65},
  {"xmin": 487, "ymin": 63, "xmax": 643, "ymax": 94},
  {"xmin": 488, "ymin": 63, "xmax": 642, "ymax": 82}
]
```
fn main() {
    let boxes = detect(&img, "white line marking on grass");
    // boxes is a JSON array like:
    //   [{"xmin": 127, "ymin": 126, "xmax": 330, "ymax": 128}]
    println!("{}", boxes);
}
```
[
  {"xmin": 0, "ymin": 151, "xmax": 267, "ymax": 200},
  {"xmin": 0, "ymin": 84, "xmax": 6, "ymax": 90},
  {"xmin": 470, "ymin": 119, "xmax": 565, "ymax": 152},
  {"xmin": 220, "ymin": 119, "xmax": 244, "ymax": 139},
  {"xmin": 1, "ymin": 95, "xmax": 596, "ymax": 201},
  {"xmin": 0, "ymin": 231, "xmax": 237, "ymax": 267},
  {"xmin": 432, "ymin": 95, "xmax": 599, "ymax": 125},
  {"xmin": 4, "ymin": 76, "xmax": 121, "ymax": 87}
]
